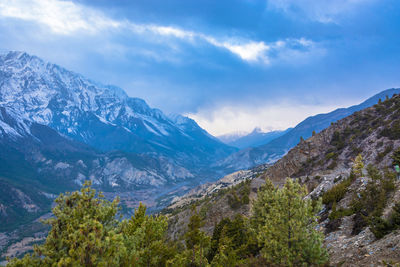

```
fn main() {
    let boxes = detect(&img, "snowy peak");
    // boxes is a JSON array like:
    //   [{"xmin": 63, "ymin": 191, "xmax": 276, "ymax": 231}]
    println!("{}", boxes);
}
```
[{"xmin": 0, "ymin": 51, "xmax": 235, "ymax": 164}]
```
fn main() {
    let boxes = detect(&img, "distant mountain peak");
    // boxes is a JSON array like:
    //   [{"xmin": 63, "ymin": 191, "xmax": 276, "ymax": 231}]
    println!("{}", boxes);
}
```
[{"xmin": 215, "ymin": 88, "xmax": 400, "ymax": 171}]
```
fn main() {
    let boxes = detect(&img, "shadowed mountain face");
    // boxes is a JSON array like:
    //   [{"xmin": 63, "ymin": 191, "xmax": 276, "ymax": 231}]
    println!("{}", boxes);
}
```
[
  {"xmin": 0, "ymin": 51, "xmax": 237, "ymax": 231},
  {"xmin": 215, "ymin": 88, "xmax": 400, "ymax": 172}
]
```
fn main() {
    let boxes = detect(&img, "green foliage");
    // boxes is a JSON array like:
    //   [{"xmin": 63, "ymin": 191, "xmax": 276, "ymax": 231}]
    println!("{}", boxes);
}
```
[
  {"xmin": 120, "ymin": 203, "xmax": 174, "ymax": 266},
  {"xmin": 168, "ymin": 206, "xmax": 210, "ymax": 267},
  {"xmin": 210, "ymin": 232, "xmax": 238, "ymax": 266},
  {"xmin": 325, "ymin": 152, "xmax": 338, "ymax": 170},
  {"xmin": 325, "ymin": 152, "xmax": 337, "ymax": 160},
  {"xmin": 392, "ymin": 147, "xmax": 400, "ymax": 166},
  {"xmin": 369, "ymin": 202, "xmax": 400, "ymax": 239},
  {"xmin": 208, "ymin": 215, "xmax": 258, "ymax": 265},
  {"xmin": 322, "ymin": 172, "xmax": 355, "ymax": 206},
  {"xmin": 380, "ymin": 120, "xmax": 400, "ymax": 140},
  {"xmin": 352, "ymin": 154, "xmax": 364, "ymax": 177},
  {"xmin": 350, "ymin": 168, "xmax": 397, "ymax": 237},
  {"xmin": 376, "ymin": 145, "xmax": 393, "ymax": 162},
  {"xmin": 329, "ymin": 207, "xmax": 353, "ymax": 220},
  {"xmin": 7, "ymin": 181, "xmax": 174, "ymax": 267},
  {"xmin": 331, "ymin": 131, "xmax": 345, "ymax": 150},
  {"xmin": 227, "ymin": 180, "xmax": 250, "ymax": 209},
  {"xmin": 253, "ymin": 178, "xmax": 328, "ymax": 266}
]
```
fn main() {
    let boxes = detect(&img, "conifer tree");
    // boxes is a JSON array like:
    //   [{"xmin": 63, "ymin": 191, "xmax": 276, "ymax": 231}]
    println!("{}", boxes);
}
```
[
  {"xmin": 8, "ymin": 181, "xmax": 126, "ymax": 266},
  {"xmin": 210, "ymin": 231, "xmax": 238, "ymax": 267},
  {"xmin": 253, "ymin": 178, "xmax": 328, "ymax": 266},
  {"xmin": 7, "ymin": 182, "xmax": 174, "ymax": 267},
  {"xmin": 121, "ymin": 203, "xmax": 174, "ymax": 266},
  {"xmin": 353, "ymin": 154, "xmax": 365, "ymax": 177},
  {"xmin": 168, "ymin": 206, "xmax": 210, "ymax": 267}
]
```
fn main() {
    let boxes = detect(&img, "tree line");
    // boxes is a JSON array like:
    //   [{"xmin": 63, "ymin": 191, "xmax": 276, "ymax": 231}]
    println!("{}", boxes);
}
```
[{"xmin": 7, "ymin": 178, "xmax": 328, "ymax": 267}]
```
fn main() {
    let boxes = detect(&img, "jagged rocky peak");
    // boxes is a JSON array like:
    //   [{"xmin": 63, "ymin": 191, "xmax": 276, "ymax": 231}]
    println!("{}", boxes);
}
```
[
  {"xmin": 0, "ymin": 50, "xmax": 129, "ymax": 111},
  {"xmin": 0, "ymin": 51, "xmax": 235, "ymax": 160},
  {"xmin": 0, "ymin": 51, "xmax": 236, "ymax": 198}
]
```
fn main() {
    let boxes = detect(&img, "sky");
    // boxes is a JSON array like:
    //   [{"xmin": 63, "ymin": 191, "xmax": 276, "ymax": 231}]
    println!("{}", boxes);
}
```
[{"xmin": 0, "ymin": 0, "xmax": 399, "ymax": 136}]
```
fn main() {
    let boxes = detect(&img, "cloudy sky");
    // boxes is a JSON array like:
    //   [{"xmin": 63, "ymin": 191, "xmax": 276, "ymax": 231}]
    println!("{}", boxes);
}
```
[{"xmin": 0, "ymin": 0, "xmax": 399, "ymax": 136}]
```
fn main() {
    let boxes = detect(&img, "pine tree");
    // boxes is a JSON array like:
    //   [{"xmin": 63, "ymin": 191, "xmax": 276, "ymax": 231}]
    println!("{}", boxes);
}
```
[
  {"xmin": 210, "ymin": 231, "xmax": 238, "ymax": 267},
  {"xmin": 254, "ymin": 178, "xmax": 328, "ymax": 266},
  {"xmin": 251, "ymin": 179, "xmax": 277, "ymax": 230},
  {"xmin": 121, "ymin": 202, "xmax": 174, "ymax": 266},
  {"xmin": 7, "ymin": 182, "xmax": 174, "ymax": 267},
  {"xmin": 168, "ymin": 206, "xmax": 210, "ymax": 267},
  {"xmin": 8, "ymin": 181, "xmax": 126, "ymax": 266},
  {"xmin": 352, "ymin": 154, "xmax": 364, "ymax": 177}
]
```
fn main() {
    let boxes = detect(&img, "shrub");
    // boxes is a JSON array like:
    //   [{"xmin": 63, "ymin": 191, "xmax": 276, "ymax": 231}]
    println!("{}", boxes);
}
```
[
  {"xmin": 325, "ymin": 152, "xmax": 338, "ymax": 161},
  {"xmin": 380, "ymin": 120, "xmax": 400, "ymax": 140},
  {"xmin": 327, "ymin": 160, "xmax": 338, "ymax": 170},
  {"xmin": 376, "ymin": 145, "xmax": 393, "ymax": 162},
  {"xmin": 350, "ymin": 168, "xmax": 397, "ymax": 237},
  {"xmin": 322, "ymin": 173, "xmax": 355, "ymax": 206},
  {"xmin": 329, "ymin": 208, "xmax": 353, "ymax": 220},
  {"xmin": 392, "ymin": 147, "xmax": 400, "ymax": 166},
  {"xmin": 331, "ymin": 131, "xmax": 345, "ymax": 150}
]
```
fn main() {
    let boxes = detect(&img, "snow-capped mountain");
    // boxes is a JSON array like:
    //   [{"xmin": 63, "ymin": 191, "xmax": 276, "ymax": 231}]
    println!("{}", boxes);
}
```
[
  {"xmin": 0, "ymin": 51, "xmax": 238, "ymax": 228},
  {"xmin": 0, "ymin": 51, "xmax": 235, "ymax": 164},
  {"xmin": 0, "ymin": 52, "xmax": 235, "ymax": 213}
]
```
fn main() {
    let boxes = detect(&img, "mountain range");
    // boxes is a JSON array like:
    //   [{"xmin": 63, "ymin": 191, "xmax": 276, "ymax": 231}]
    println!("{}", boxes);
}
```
[
  {"xmin": 0, "ymin": 51, "xmax": 236, "ymax": 231},
  {"xmin": 1, "ymin": 50, "xmax": 399, "ymax": 250},
  {"xmin": 215, "ymin": 88, "xmax": 400, "ymax": 172},
  {"xmin": 218, "ymin": 127, "xmax": 291, "ymax": 149}
]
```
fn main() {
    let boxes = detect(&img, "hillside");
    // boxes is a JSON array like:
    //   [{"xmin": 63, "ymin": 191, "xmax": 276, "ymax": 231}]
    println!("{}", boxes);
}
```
[
  {"xmin": 166, "ymin": 93, "xmax": 400, "ymax": 265},
  {"xmin": 216, "ymin": 88, "xmax": 400, "ymax": 172}
]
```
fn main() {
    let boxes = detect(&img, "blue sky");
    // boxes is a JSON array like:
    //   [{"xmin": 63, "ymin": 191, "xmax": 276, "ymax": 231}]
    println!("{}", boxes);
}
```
[{"xmin": 0, "ymin": 0, "xmax": 399, "ymax": 135}]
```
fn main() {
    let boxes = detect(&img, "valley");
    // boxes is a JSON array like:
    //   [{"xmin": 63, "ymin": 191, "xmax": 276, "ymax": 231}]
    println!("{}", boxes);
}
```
[{"xmin": 1, "ymin": 1, "xmax": 400, "ymax": 265}]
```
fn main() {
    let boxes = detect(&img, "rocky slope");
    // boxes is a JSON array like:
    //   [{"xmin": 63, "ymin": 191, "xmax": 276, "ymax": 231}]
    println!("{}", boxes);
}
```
[
  {"xmin": 167, "ymin": 163, "xmax": 269, "ymax": 210},
  {"xmin": 216, "ymin": 88, "xmax": 400, "ymax": 172},
  {"xmin": 166, "ymin": 93, "xmax": 400, "ymax": 265}
]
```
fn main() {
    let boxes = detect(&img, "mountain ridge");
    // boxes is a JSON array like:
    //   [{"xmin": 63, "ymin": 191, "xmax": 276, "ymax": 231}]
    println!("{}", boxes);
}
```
[
  {"xmin": 0, "ymin": 51, "xmax": 235, "ymax": 164},
  {"xmin": 219, "ymin": 127, "xmax": 292, "ymax": 149},
  {"xmin": 215, "ymin": 88, "xmax": 400, "ymax": 172}
]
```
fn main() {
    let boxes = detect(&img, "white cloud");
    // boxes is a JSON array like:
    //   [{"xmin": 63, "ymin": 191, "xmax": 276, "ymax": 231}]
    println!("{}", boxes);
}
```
[
  {"xmin": 187, "ymin": 100, "xmax": 344, "ymax": 136},
  {"xmin": 0, "ymin": 0, "xmax": 319, "ymax": 64},
  {"xmin": 268, "ymin": 0, "xmax": 376, "ymax": 23},
  {"xmin": 203, "ymin": 36, "xmax": 270, "ymax": 62},
  {"xmin": 0, "ymin": 0, "xmax": 120, "ymax": 34}
]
